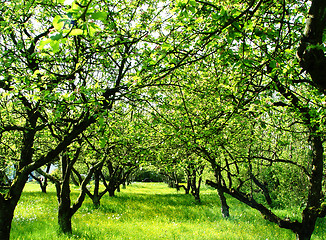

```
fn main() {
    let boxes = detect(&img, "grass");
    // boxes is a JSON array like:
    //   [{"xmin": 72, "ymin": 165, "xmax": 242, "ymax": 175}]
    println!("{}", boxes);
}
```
[{"xmin": 10, "ymin": 182, "xmax": 326, "ymax": 240}]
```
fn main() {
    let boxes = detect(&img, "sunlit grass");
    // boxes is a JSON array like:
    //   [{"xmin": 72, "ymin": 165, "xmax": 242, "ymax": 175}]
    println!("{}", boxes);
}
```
[{"xmin": 11, "ymin": 182, "xmax": 325, "ymax": 239}]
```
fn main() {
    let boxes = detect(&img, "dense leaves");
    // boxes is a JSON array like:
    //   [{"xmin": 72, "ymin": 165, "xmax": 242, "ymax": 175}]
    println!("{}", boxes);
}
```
[{"xmin": 0, "ymin": 0, "xmax": 325, "ymax": 240}]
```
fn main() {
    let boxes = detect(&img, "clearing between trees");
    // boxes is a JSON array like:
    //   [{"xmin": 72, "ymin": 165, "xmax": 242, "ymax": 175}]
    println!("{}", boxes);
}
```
[{"xmin": 11, "ymin": 182, "xmax": 325, "ymax": 240}]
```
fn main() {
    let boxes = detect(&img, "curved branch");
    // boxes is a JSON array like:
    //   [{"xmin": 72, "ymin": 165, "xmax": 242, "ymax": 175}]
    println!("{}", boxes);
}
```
[{"xmin": 206, "ymin": 180, "xmax": 302, "ymax": 233}]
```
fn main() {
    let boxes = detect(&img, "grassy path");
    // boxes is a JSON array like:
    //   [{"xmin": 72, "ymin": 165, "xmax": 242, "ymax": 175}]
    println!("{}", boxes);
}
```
[{"xmin": 11, "ymin": 182, "xmax": 325, "ymax": 239}]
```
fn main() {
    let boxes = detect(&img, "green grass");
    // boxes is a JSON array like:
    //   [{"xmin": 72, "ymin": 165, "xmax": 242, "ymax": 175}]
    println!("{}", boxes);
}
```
[{"xmin": 10, "ymin": 182, "xmax": 326, "ymax": 239}]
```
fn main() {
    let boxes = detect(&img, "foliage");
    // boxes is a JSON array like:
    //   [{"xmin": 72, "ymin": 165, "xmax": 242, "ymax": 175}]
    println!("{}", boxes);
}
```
[{"xmin": 1, "ymin": 0, "xmax": 326, "ymax": 239}]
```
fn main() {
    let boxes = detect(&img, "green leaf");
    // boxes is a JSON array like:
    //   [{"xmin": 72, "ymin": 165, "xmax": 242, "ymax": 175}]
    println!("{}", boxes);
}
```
[
  {"xmin": 100, "ymin": 138, "xmax": 106, "ymax": 148},
  {"xmin": 161, "ymin": 43, "xmax": 170, "ymax": 51},
  {"xmin": 189, "ymin": 6, "xmax": 196, "ymax": 13},
  {"xmin": 50, "ymin": 33, "xmax": 63, "ymax": 40},
  {"xmin": 38, "ymin": 38, "xmax": 52, "ymax": 49},
  {"xmin": 50, "ymin": 40, "xmax": 60, "ymax": 52},
  {"xmin": 53, "ymin": 15, "xmax": 64, "ymax": 30},
  {"xmin": 88, "ymin": 23, "xmax": 101, "ymax": 37},
  {"xmin": 98, "ymin": 116, "xmax": 105, "ymax": 126},
  {"xmin": 91, "ymin": 12, "xmax": 108, "ymax": 21},
  {"xmin": 62, "ymin": 92, "xmax": 70, "ymax": 99},
  {"xmin": 269, "ymin": 60, "xmax": 277, "ymax": 69},
  {"xmin": 176, "ymin": 0, "xmax": 187, "ymax": 7},
  {"xmin": 70, "ymin": 29, "xmax": 84, "ymax": 35},
  {"xmin": 189, "ymin": 0, "xmax": 197, "ymax": 6}
]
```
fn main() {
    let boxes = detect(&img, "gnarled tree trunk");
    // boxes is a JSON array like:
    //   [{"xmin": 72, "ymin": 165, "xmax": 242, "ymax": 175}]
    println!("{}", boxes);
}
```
[{"xmin": 295, "ymin": 133, "xmax": 324, "ymax": 240}]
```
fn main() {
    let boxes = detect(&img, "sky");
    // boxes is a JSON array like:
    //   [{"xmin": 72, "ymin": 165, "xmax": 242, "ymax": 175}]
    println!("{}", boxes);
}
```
[{"xmin": 64, "ymin": 0, "xmax": 74, "ymax": 5}]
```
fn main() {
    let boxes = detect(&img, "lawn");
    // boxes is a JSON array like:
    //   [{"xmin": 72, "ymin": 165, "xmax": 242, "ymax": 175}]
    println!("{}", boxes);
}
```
[{"xmin": 11, "ymin": 182, "xmax": 325, "ymax": 239}]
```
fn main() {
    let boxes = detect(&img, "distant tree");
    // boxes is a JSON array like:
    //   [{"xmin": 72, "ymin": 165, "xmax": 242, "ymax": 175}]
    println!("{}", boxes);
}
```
[{"xmin": 30, "ymin": 164, "xmax": 51, "ymax": 193}]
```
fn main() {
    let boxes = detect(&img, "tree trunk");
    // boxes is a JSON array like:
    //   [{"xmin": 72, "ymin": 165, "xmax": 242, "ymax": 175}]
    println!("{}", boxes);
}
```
[
  {"xmin": 57, "ymin": 153, "xmax": 98, "ymax": 234},
  {"xmin": 212, "ymin": 163, "xmax": 229, "ymax": 218},
  {"xmin": 58, "ymin": 186, "xmax": 73, "ymax": 234},
  {"xmin": 39, "ymin": 164, "xmax": 51, "ymax": 193},
  {"xmin": 296, "ymin": 133, "xmax": 324, "ymax": 240},
  {"xmin": 251, "ymin": 175, "xmax": 272, "ymax": 206},
  {"xmin": 193, "ymin": 191, "xmax": 201, "ymax": 202},
  {"xmin": 297, "ymin": 0, "xmax": 326, "ymax": 92},
  {"xmin": 40, "ymin": 177, "xmax": 48, "ymax": 193},
  {"xmin": 296, "ymin": 232, "xmax": 313, "ymax": 240},
  {"xmin": 58, "ymin": 208, "xmax": 72, "ymax": 234},
  {"xmin": 0, "ymin": 169, "xmax": 29, "ymax": 240},
  {"xmin": 92, "ymin": 196, "xmax": 101, "ymax": 209},
  {"xmin": 58, "ymin": 153, "xmax": 73, "ymax": 234},
  {"xmin": 190, "ymin": 174, "xmax": 201, "ymax": 202},
  {"xmin": 0, "ymin": 199, "xmax": 15, "ymax": 240},
  {"xmin": 217, "ymin": 186, "xmax": 230, "ymax": 218},
  {"xmin": 92, "ymin": 169, "xmax": 101, "ymax": 208},
  {"xmin": 108, "ymin": 186, "xmax": 115, "ymax": 197},
  {"xmin": 185, "ymin": 176, "xmax": 191, "ymax": 194}
]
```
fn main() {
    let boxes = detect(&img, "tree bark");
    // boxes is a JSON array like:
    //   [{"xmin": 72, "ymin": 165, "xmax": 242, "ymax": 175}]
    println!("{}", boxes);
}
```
[
  {"xmin": 204, "ymin": 180, "xmax": 229, "ymax": 218},
  {"xmin": 83, "ymin": 166, "xmax": 108, "ymax": 208},
  {"xmin": 92, "ymin": 168, "xmax": 101, "ymax": 208},
  {"xmin": 58, "ymin": 153, "xmax": 73, "ymax": 234},
  {"xmin": 295, "ymin": 133, "xmax": 324, "ymax": 240},
  {"xmin": 108, "ymin": 183, "xmax": 116, "ymax": 197},
  {"xmin": 0, "ymin": 199, "xmax": 15, "ymax": 240},
  {"xmin": 58, "ymin": 208, "xmax": 72, "ymax": 234},
  {"xmin": 32, "ymin": 164, "xmax": 51, "ymax": 193},
  {"xmin": 190, "ymin": 167, "xmax": 204, "ymax": 202},
  {"xmin": 216, "ymin": 184, "xmax": 230, "ymax": 218},
  {"xmin": 0, "ymin": 171, "xmax": 29, "ymax": 240},
  {"xmin": 92, "ymin": 196, "xmax": 101, "ymax": 209},
  {"xmin": 185, "ymin": 176, "xmax": 191, "ymax": 194},
  {"xmin": 297, "ymin": 0, "xmax": 326, "ymax": 92},
  {"xmin": 196, "ymin": 146, "xmax": 230, "ymax": 217},
  {"xmin": 212, "ymin": 163, "xmax": 229, "ymax": 218},
  {"xmin": 296, "ymin": 5, "xmax": 326, "ymax": 236}
]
